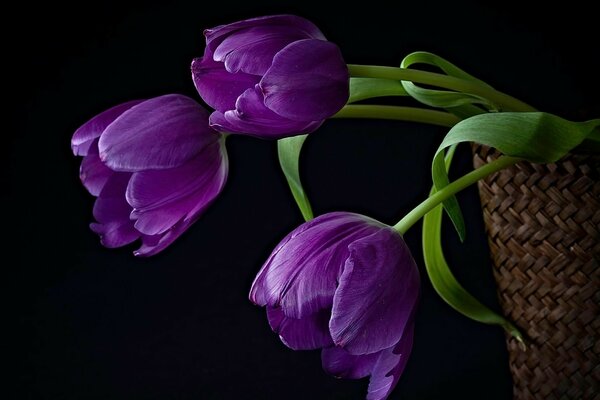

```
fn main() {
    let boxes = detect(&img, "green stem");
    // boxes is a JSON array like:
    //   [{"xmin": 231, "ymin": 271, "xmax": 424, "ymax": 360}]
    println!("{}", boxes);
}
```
[
  {"xmin": 394, "ymin": 155, "xmax": 520, "ymax": 234},
  {"xmin": 333, "ymin": 105, "xmax": 460, "ymax": 128},
  {"xmin": 347, "ymin": 64, "xmax": 536, "ymax": 113}
]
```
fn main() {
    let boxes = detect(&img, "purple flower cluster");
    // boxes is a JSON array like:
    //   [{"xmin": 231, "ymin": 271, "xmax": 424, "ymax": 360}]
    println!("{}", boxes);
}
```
[
  {"xmin": 73, "ymin": 15, "xmax": 349, "ymax": 255},
  {"xmin": 72, "ymin": 15, "xmax": 418, "ymax": 400}
]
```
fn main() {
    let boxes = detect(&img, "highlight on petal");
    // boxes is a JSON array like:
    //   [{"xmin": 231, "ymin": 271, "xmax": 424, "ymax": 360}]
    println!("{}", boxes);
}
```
[
  {"xmin": 192, "ymin": 51, "xmax": 259, "ymax": 113},
  {"xmin": 71, "ymin": 100, "xmax": 143, "ymax": 156},
  {"xmin": 214, "ymin": 25, "xmax": 309, "ymax": 75},
  {"xmin": 99, "ymin": 94, "xmax": 217, "ymax": 172},
  {"xmin": 261, "ymin": 39, "xmax": 349, "ymax": 122},
  {"xmin": 204, "ymin": 15, "xmax": 325, "ymax": 54},
  {"xmin": 125, "ymin": 140, "xmax": 228, "ymax": 236},
  {"xmin": 321, "ymin": 346, "xmax": 379, "ymax": 379},
  {"xmin": 90, "ymin": 173, "xmax": 139, "ymax": 248},
  {"xmin": 209, "ymin": 86, "xmax": 322, "ymax": 138},
  {"xmin": 267, "ymin": 306, "xmax": 333, "ymax": 350},
  {"xmin": 249, "ymin": 212, "xmax": 385, "ymax": 318},
  {"xmin": 329, "ymin": 228, "xmax": 420, "ymax": 355}
]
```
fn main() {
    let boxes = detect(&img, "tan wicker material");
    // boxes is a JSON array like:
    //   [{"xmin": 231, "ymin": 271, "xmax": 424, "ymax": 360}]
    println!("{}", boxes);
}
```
[{"xmin": 472, "ymin": 144, "xmax": 600, "ymax": 399}]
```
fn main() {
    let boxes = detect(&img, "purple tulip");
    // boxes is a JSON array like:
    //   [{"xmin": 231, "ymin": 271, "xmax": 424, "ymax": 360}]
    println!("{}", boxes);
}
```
[
  {"xmin": 71, "ymin": 94, "xmax": 228, "ymax": 256},
  {"xmin": 191, "ymin": 15, "xmax": 349, "ymax": 139},
  {"xmin": 249, "ymin": 212, "xmax": 420, "ymax": 400}
]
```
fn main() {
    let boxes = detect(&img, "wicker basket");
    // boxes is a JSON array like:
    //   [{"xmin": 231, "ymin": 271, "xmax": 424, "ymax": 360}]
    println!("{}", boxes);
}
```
[{"xmin": 472, "ymin": 144, "xmax": 600, "ymax": 399}]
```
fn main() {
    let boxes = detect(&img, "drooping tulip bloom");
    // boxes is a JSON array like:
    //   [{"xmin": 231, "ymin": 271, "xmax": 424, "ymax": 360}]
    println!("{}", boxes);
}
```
[
  {"xmin": 71, "ymin": 94, "xmax": 228, "ymax": 256},
  {"xmin": 191, "ymin": 15, "xmax": 349, "ymax": 139},
  {"xmin": 249, "ymin": 212, "xmax": 420, "ymax": 400}
]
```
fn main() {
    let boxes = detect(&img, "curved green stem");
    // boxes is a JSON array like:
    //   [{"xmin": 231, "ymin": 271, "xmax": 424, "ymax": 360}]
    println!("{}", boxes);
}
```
[
  {"xmin": 394, "ymin": 155, "xmax": 520, "ymax": 234},
  {"xmin": 347, "ymin": 64, "xmax": 536, "ymax": 113},
  {"xmin": 333, "ymin": 105, "xmax": 460, "ymax": 127}
]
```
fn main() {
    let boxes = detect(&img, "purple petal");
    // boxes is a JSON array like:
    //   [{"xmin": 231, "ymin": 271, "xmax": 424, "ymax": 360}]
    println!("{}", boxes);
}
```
[
  {"xmin": 134, "ymin": 219, "xmax": 191, "ymax": 257},
  {"xmin": 267, "ymin": 306, "xmax": 333, "ymax": 350},
  {"xmin": 321, "ymin": 346, "xmax": 379, "ymax": 379},
  {"xmin": 261, "ymin": 39, "xmax": 349, "ymax": 122},
  {"xmin": 329, "ymin": 228, "xmax": 420, "ymax": 355},
  {"xmin": 99, "ymin": 94, "xmax": 217, "ymax": 172},
  {"xmin": 90, "ymin": 173, "xmax": 140, "ymax": 248},
  {"xmin": 209, "ymin": 86, "xmax": 322, "ymax": 138},
  {"xmin": 71, "ymin": 100, "xmax": 143, "ymax": 156},
  {"xmin": 191, "ymin": 50, "xmax": 260, "ymax": 113},
  {"xmin": 214, "ymin": 26, "xmax": 309, "ymax": 75},
  {"xmin": 79, "ymin": 151, "xmax": 113, "ymax": 197},
  {"xmin": 367, "ymin": 324, "xmax": 415, "ymax": 400},
  {"xmin": 205, "ymin": 15, "xmax": 325, "ymax": 54},
  {"xmin": 322, "ymin": 322, "xmax": 416, "ymax": 399},
  {"xmin": 126, "ymin": 140, "xmax": 228, "ymax": 236},
  {"xmin": 249, "ymin": 212, "xmax": 386, "ymax": 319}
]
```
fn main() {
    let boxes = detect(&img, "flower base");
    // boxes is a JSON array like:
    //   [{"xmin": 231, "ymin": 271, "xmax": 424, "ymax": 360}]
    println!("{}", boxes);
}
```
[{"xmin": 472, "ymin": 144, "xmax": 600, "ymax": 399}]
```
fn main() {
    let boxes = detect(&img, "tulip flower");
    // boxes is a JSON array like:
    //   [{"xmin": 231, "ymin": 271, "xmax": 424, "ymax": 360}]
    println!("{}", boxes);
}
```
[
  {"xmin": 191, "ymin": 15, "xmax": 349, "ymax": 139},
  {"xmin": 249, "ymin": 212, "xmax": 420, "ymax": 400},
  {"xmin": 71, "ymin": 94, "xmax": 228, "ymax": 256}
]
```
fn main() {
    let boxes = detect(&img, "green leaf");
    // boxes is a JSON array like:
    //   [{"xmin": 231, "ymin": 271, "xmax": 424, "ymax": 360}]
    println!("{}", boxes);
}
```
[
  {"xmin": 348, "ymin": 77, "xmax": 407, "ymax": 103},
  {"xmin": 422, "ymin": 146, "xmax": 524, "ymax": 342},
  {"xmin": 400, "ymin": 52, "xmax": 495, "ymax": 110},
  {"xmin": 403, "ymin": 52, "xmax": 492, "ymax": 84},
  {"xmin": 398, "ymin": 52, "xmax": 500, "ymax": 241},
  {"xmin": 586, "ymin": 125, "xmax": 600, "ymax": 142},
  {"xmin": 277, "ymin": 135, "xmax": 314, "ymax": 221},
  {"xmin": 422, "ymin": 199, "xmax": 524, "ymax": 341},
  {"xmin": 432, "ymin": 112, "xmax": 600, "ymax": 241},
  {"xmin": 436, "ymin": 112, "xmax": 599, "ymax": 163},
  {"xmin": 445, "ymin": 104, "xmax": 487, "ymax": 119}
]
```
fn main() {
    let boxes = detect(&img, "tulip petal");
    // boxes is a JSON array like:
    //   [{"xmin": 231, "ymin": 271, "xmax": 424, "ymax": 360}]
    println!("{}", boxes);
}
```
[
  {"xmin": 99, "ymin": 94, "xmax": 216, "ymax": 172},
  {"xmin": 267, "ymin": 306, "xmax": 333, "ymax": 350},
  {"xmin": 321, "ymin": 346, "xmax": 379, "ymax": 379},
  {"xmin": 249, "ymin": 212, "xmax": 385, "ymax": 319},
  {"xmin": 210, "ymin": 86, "xmax": 321, "ymax": 138},
  {"xmin": 322, "ymin": 322, "xmax": 416, "ymax": 399},
  {"xmin": 367, "ymin": 324, "xmax": 415, "ymax": 400},
  {"xmin": 71, "ymin": 100, "xmax": 143, "ymax": 156},
  {"xmin": 90, "ymin": 173, "xmax": 139, "ymax": 248},
  {"xmin": 214, "ymin": 26, "xmax": 308, "ymax": 75},
  {"xmin": 134, "ymin": 219, "xmax": 190, "ymax": 257},
  {"xmin": 330, "ymin": 228, "xmax": 420, "ymax": 355},
  {"xmin": 79, "ymin": 146, "xmax": 113, "ymax": 197},
  {"xmin": 126, "ymin": 140, "xmax": 228, "ymax": 236},
  {"xmin": 261, "ymin": 39, "xmax": 349, "ymax": 122},
  {"xmin": 205, "ymin": 15, "xmax": 325, "ymax": 54},
  {"xmin": 191, "ymin": 51, "xmax": 259, "ymax": 113}
]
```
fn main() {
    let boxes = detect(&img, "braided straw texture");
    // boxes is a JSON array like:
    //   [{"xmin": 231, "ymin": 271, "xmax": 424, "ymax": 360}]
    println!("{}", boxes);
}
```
[{"xmin": 472, "ymin": 145, "xmax": 600, "ymax": 399}]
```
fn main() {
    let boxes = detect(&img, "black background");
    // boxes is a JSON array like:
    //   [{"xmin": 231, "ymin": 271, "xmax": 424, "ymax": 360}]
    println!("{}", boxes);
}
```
[{"xmin": 10, "ymin": 1, "xmax": 599, "ymax": 399}]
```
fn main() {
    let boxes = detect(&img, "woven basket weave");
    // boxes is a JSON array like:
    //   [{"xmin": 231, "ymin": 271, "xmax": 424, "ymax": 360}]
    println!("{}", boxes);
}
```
[{"xmin": 472, "ymin": 144, "xmax": 600, "ymax": 399}]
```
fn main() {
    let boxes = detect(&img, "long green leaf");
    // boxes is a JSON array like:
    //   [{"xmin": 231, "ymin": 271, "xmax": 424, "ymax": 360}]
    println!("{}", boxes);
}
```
[
  {"xmin": 403, "ymin": 52, "xmax": 493, "ymax": 84},
  {"xmin": 432, "ymin": 112, "xmax": 600, "ymax": 241},
  {"xmin": 433, "ymin": 112, "xmax": 600, "ymax": 193},
  {"xmin": 400, "ymin": 52, "xmax": 495, "ymax": 110},
  {"xmin": 399, "ymin": 51, "xmax": 496, "ymax": 241},
  {"xmin": 277, "ymin": 135, "xmax": 313, "ymax": 221},
  {"xmin": 422, "ymin": 146, "xmax": 523, "ymax": 341},
  {"xmin": 422, "ymin": 200, "xmax": 524, "ymax": 340}
]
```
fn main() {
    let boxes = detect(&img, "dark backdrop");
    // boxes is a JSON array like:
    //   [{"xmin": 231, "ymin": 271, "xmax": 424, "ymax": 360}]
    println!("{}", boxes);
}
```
[{"xmin": 10, "ymin": 1, "xmax": 598, "ymax": 399}]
